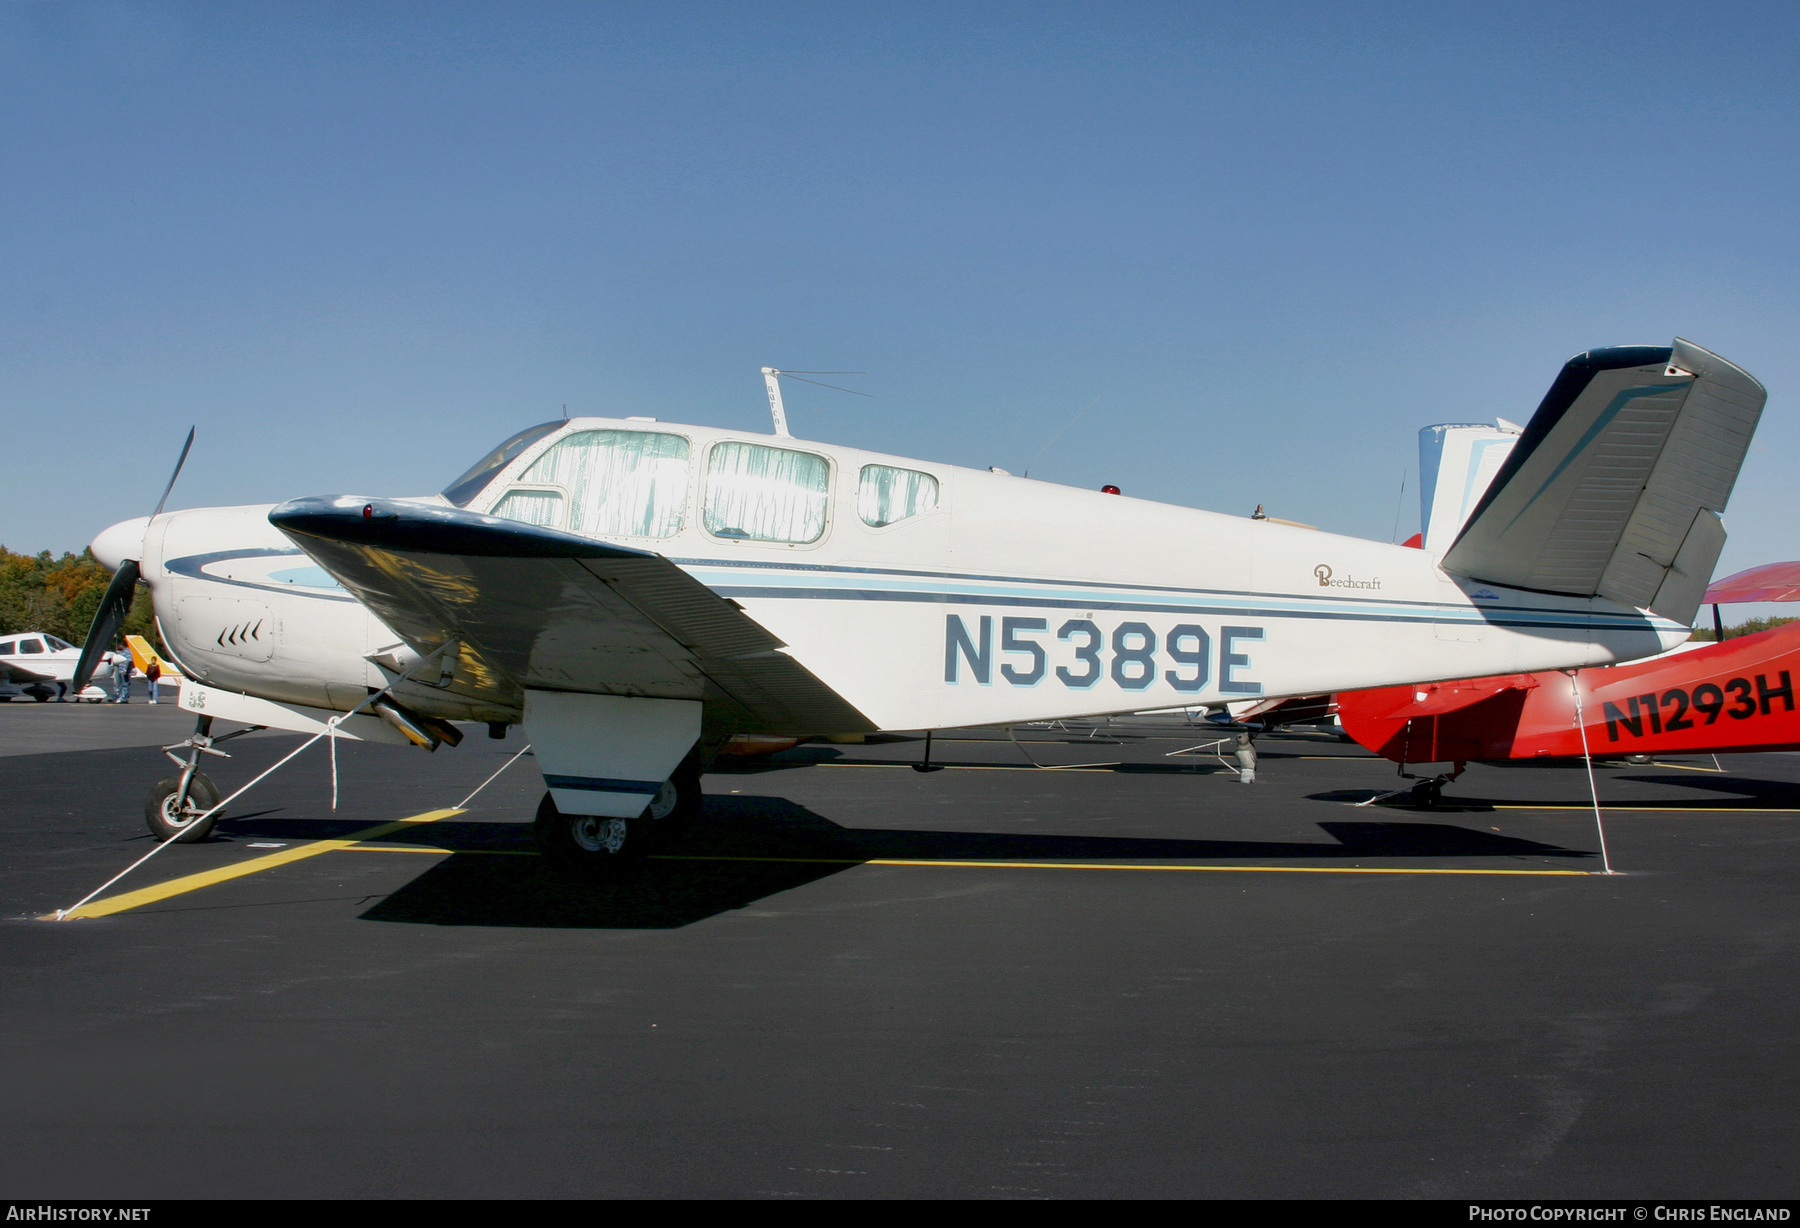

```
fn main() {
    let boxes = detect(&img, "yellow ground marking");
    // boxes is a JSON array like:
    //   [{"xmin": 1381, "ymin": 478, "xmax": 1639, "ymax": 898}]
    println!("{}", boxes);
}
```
[
  {"xmin": 926, "ymin": 759, "xmax": 1125, "ymax": 771},
  {"xmin": 650, "ymin": 854, "xmax": 1585, "ymax": 876},
  {"xmin": 795, "ymin": 758, "xmax": 1377, "ymax": 772},
  {"xmin": 814, "ymin": 762, "xmax": 1121, "ymax": 773},
  {"xmin": 1645, "ymin": 761, "xmax": 1728, "ymax": 773},
  {"xmin": 1491, "ymin": 805, "xmax": 1800, "ymax": 814},
  {"xmin": 320, "ymin": 844, "xmax": 1583, "ymax": 876},
  {"xmin": 341, "ymin": 843, "xmax": 534, "ymax": 855},
  {"xmin": 46, "ymin": 809, "xmax": 463, "ymax": 920}
]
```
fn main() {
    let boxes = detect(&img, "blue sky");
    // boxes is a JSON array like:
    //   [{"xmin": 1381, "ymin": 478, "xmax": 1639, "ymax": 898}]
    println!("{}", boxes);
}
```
[{"xmin": 3, "ymin": 2, "xmax": 1797, "ymax": 617}]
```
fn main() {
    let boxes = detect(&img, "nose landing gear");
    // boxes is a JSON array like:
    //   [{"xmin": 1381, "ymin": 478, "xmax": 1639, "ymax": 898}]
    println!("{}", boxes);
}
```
[
  {"xmin": 144, "ymin": 713, "xmax": 266, "ymax": 842},
  {"xmin": 145, "ymin": 771, "xmax": 222, "ymax": 842}
]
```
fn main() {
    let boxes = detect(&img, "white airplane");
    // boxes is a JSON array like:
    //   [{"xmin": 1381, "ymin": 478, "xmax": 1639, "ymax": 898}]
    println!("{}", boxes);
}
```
[
  {"xmin": 0, "ymin": 633, "xmax": 114, "ymax": 702},
  {"xmin": 77, "ymin": 338, "xmax": 1765, "ymax": 861}
]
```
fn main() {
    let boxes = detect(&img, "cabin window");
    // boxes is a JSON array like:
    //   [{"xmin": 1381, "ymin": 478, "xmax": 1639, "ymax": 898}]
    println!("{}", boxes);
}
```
[
  {"xmin": 859, "ymin": 465, "xmax": 939, "ymax": 527},
  {"xmin": 704, "ymin": 442, "xmax": 830, "ymax": 543},
  {"xmin": 0, "ymin": 642, "xmax": 13, "ymax": 654},
  {"xmin": 19, "ymin": 638, "xmax": 44, "ymax": 654},
  {"xmin": 490, "ymin": 489, "xmax": 565, "ymax": 529},
  {"xmin": 512, "ymin": 430, "xmax": 691, "ymax": 538},
  {"xmin": 45, "ymin": 635, "xmax": 73, "ymax": 650}
]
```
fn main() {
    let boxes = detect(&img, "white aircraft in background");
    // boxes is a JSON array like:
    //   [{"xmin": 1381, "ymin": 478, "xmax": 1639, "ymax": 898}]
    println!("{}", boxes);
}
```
[
  {"xmin": 0, "ymin": 633, "xmax": 113, "ymax": 702},
  {"xmin": 76, "ymin": 338, "xmax": 1765, "ymax": 863}
]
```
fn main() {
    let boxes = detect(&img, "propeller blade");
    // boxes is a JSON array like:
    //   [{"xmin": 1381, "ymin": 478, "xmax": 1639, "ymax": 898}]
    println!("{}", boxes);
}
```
[
  {"xmin": 72, "ymin": 559, "xmax": 140, "ymax": 694},
  {"xmin": 150, "ymin": 427, "xmax": 196, "ymax": 519}
]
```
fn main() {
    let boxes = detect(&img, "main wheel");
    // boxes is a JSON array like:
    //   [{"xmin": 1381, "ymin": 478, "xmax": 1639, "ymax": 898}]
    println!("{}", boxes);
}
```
[
  {"xmin": 655, "ymin": 762, "xmax": 704, "ymax": 829},
  {"xmin": 535, "ymin": 791, "xmax": 650, "ymax": 874},
  {"xmin": 144, "ymin": 771, "xmax": 222, "ymax": 843},
  {"xmin": 1410, "ymin": 779, "xmax": 1442, "ymax": 809}
]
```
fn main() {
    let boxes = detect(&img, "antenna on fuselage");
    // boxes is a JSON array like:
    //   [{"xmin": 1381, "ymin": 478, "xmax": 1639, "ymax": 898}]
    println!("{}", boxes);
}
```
[
  {"xmin": 1023, "ymin": 394, "xmax": 1102, "ymax": 478},
  {"xmin": 760, "ymin": 368, "xmax": 872, "ymax": 437}
]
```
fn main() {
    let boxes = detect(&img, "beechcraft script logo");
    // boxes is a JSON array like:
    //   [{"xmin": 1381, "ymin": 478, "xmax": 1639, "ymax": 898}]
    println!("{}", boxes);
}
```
[{"xmin": 1314, "ymin": 564, "xmax": 1381, "ymax": 591}]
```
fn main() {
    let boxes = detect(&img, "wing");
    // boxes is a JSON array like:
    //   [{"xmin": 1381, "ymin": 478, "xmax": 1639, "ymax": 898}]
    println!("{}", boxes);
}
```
[
  {"xmin": 0, "ymin": 659, "xmax": 54, "ymax": 685},
  {"xmin": 268, "ymin": 496, "xmax": 874, "ymax": 735},
  {"xmin": 1441, "ymin": 338, "xmax": 1765, "ymax": 625},
  {"xmin": 1704, "ymin": 560, "xmax": 1800, "ymax": 606}
]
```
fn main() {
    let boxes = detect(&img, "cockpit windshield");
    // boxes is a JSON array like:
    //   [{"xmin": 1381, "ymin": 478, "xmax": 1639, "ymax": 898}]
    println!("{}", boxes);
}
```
[{"xmin": 442, "ymin": 421, "xmax": 564, "ymax": 508}]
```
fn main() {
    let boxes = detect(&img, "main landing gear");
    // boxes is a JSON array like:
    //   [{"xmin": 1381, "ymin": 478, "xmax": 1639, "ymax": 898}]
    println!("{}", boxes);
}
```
[
  {"xmin": 534, "ymin": 761, "xmax": 703, "ymax": 874},
  {"xmin": 1407, "ymin": 762, "xmax": 1467, "ymax": 809}
]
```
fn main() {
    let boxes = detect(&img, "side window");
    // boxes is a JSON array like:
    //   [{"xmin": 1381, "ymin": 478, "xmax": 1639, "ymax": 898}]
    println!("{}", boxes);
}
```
[
  {"xmin": 19, "ymin": 639, "xmax": 44, "ymax": 654},
  {"xmin": 45, "ymin": 635, "xmax": 74, "ymax": 650},
  {"xmin": 491, "ymin": 489, "xmax": 565, "ymax": 528},
  {"xmin": 0, "ymin": 641, "xmax": 14, "ymax": 654},
  {"xmin": 705, "ymin": 442, "xmax": 830, "ymax": 543},
  {"xmin": 859, "ymin": 465, "xmax": 939, "ymax": 527},
  {"xmin": 509, "ymin": 430, "xmax": 690, "ymax": 538}
]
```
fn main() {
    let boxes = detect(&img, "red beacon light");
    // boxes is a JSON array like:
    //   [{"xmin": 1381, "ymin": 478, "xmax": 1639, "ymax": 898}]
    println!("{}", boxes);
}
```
[{"xmin": 1101, "ymin": 485, "xmax": 1121, "ymax": 495}]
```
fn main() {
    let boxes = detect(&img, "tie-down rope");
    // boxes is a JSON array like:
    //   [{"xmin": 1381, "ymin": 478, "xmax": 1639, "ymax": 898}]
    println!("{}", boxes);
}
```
[{"xmin": 53, "ymin": 642, "xmax": 459, "ymax": 920}]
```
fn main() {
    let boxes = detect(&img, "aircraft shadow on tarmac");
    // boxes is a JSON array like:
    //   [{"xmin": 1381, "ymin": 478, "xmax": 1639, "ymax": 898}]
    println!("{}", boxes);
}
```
[
  {"xmin": 328, "ymin": 796, "xmax": 1590, "ymax": 930},
  {"xmin": 1612, "ymin": 773, "xmax": 1800, "ymax": 804},
  {"xmin": 1312, "ymin": 769, "xmax": 1798, "ymax": 813}
]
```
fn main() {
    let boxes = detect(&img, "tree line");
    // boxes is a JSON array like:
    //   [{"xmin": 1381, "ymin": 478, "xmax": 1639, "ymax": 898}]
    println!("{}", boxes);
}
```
[
  {"xmin": 0, "ymin": 547, "xmax": 158, "ymax": 647},
  {"xmin": 1689, "ymin": 615, "xmax": 1796, "ymax": 642}
]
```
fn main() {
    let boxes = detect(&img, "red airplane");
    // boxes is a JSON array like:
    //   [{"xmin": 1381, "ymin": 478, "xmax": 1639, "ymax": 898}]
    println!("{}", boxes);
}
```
[{"xmin": 1335, "ymin": 561, "xmax": 1800, "ymax": 803}]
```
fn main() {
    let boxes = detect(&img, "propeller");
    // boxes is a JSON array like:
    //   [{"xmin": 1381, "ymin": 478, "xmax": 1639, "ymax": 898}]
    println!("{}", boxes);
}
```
[{"xmin": 72, "ymin": 428, "xmax": 195, "ymax": 694}]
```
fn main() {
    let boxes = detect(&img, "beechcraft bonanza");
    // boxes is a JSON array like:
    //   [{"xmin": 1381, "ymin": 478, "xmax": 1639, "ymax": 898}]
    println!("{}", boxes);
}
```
[{"xmin": 74, "ymin": 339, "xmax": 1766, "ymax": 865}]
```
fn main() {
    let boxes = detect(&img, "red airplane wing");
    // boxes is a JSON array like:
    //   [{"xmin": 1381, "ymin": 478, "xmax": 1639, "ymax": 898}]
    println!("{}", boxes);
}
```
[{"xmin": 1703, "ymin": 560, "xmax": 1800, "ymax": 605}]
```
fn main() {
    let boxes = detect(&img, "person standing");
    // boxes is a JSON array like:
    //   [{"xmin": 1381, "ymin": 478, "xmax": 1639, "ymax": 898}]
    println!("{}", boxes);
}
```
[
  {"xmin": 145, "ymin": 657, "xmax": 162, "ymax": 704},
  {"xmin": 113, "ymin": 647, "xmax": 133, "ymax": 703}
]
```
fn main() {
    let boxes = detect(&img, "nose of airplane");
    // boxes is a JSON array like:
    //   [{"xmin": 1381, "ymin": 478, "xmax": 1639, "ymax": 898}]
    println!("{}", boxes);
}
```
[{"xmin": 90, "ymin": 516, "xmax": 151, "ymax": 572}]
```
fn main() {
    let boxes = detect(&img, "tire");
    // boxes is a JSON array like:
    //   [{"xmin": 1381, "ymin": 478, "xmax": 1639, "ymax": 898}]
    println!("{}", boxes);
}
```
[
  {"xmin": 29, "ymin": 688, "xmax": 51, "ymax": 703},
  {"xmin": 144, "ymin": 771, "xmax": 222, "ymax": 843},
  {"xmin": 657, "ymin": 762, "xmax": 704, "ymax": 829},
  {"xmin": 534, "ymin": 791, "xmax": 650, "ymax": 874}
]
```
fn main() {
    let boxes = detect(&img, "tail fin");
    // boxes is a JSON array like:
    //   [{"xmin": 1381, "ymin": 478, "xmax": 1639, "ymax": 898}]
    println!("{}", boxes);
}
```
[
  {"xmin": 1417, "ymin": 420, "xmax": 1522, "ymax": 552},
  {"xmin": 125, "ymin": 633, "xmax": 184, "ymax": 679},
  {"xmin": 1440, "ymin": 338, "xmax": 1765, "ymax": 625}
]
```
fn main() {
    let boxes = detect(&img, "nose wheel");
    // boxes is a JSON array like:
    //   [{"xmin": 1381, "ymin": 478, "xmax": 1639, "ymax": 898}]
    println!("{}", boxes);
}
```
[
  {"xmin": 143, "ymin": 713, "xmax": 261, "ymax": 843},
  {"xmin": 145, "ymin": 771, "xmax": 222, "ymax": 842}
]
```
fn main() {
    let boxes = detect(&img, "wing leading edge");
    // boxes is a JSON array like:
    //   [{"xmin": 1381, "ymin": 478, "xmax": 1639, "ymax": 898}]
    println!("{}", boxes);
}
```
[{"xmin": 269, "ymin": 497, "xmax": 875, "ymax": 735}]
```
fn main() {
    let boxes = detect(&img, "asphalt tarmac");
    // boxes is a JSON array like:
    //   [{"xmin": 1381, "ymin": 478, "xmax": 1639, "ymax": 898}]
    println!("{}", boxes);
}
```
[{"xmin": 2, "ymin": 710, "xmax": 1797, "ymax": 1198}]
